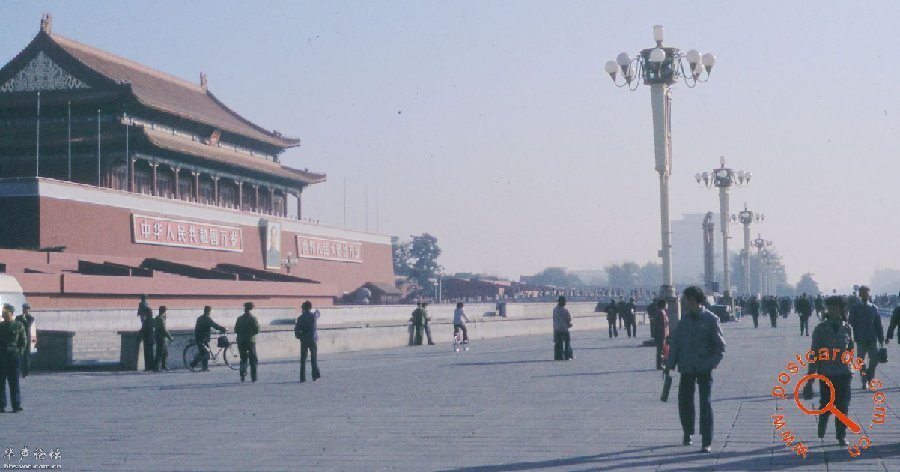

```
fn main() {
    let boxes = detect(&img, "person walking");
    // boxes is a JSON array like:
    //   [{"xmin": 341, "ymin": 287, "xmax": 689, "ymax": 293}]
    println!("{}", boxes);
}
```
[
  {"xmin": 234, "ymin": 302, "xmax": 260, "ymax": 383},
  {"xmin": 294, "ymin": 301, "xmax": 321, "ymax": 382},
  {"xmin": 804, "ymin": 296, "xmax": 854, "ymax": 445},
  {"xmin": 649, "ymin": 299, "xmax": 669, "ymax": 370},
  {"xmin": 623, "ymin": 297, "xmax": 637, "ymax": 338},
  {"xmin": 152, "ymin": 306, "xmax": 174, "ymax": 372},
  {"xmin": 747, "ymin": 295, "xmax": 760, "ymax": 328},
  {"xmin": 814, "ymin": 294, "xmax": 825, "ymax": 320},
  {"xmin": 552, "ymin": 296, "xmax": 573, "ymax": 360},
  {"xmin": 848, "ymin": 286, "xmax": 884, "ymax": 389},
  {"xmin": 766, "ymin": 296, "xmax": 779, "ymax": 328},
  {"xmin": 190, "ymin": 306, "xmax": 227, "ymax": 371},
  {"xmin": 795, "ymin": 293, "xmax": 813, "ymax": 336},
  {"xmin": 0, "ymin": 304, "xmax": 25, "ymax": 412},
  {"xmin": 14, "ymin": 303, "xmax": 34, "ymax": 378},
  {"xmin": 886, "ymin": 304, "xmax": 900, "ymax": 345},
  {"xmin": 453, "ymin": 302, "xmax": 470, "ymax": 345},
  {"xmin": 665, "ymin": 286, "xmax": 726, "ymax": 454},
  {"xmin": 604, "ymin": 299, "xmax": 618, "ymax": 338},
  {"xmin": 137, "ymin": 295, "xmax": 155, "ymax": 371}
]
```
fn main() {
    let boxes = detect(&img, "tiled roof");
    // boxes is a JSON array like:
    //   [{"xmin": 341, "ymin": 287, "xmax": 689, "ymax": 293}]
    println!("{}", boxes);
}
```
[
  {"xmin": 48, "ymin": 32, "xmax": 301, "ymax": 149},
  {"xmin": 140, "ymin": 127, "xmax": 325, "ymax": 186}
]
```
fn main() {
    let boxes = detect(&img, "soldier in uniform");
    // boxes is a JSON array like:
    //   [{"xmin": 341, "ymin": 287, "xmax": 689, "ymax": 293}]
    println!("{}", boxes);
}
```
[
  {"xmin": 153, "ymin": 306, "xmax": 174, "ymax": 371},
  {"xmin": 191, "ymin": 306, "xmax": 226, "ymax": 371},
  {"xmin": 410, "ymin": 302, "xmax": 426, "ymax": 345},
  {"xmin": 14, "ymin": 303, "xmax": 34, "ymax": 378},
  {"xmin": 421, "ymin": 302, "xmax": 435, "ymax": 345},
  {"xmin": 814, "ymin": 294, "xmax": 825, "ymax": 320},
  {"xmin": 295, "ymin": 301, "xmax": 321, "ymax": 382},
  {"xmin": 0, "ymin": 304, "xmax": 25, "ymax": 412},
  {"xmin": 765, "ymin": 296, "xmax": 779, "ymax": 328},
  {"xmin": 137, "ymin": 295, "xmax": 155, "ymax": 371},
  {"xmin": 234, "ymin": 302, "xmax": 260, "ymax": 382}
]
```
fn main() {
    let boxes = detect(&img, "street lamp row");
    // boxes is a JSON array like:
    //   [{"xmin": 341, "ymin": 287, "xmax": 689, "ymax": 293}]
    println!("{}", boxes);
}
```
[
  {"xmin": 604, "ymin": 25, "xmax": 715, "ymax": 326},
  {"xmin": 695, "ymin": 156, "xmax": 750, "ymax": 300}
]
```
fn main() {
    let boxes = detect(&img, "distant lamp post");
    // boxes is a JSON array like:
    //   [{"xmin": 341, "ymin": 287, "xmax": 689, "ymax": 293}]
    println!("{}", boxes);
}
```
[
  {"xmin": 695, "ymin": 156, "xmax": 750, "ymax": 300},
  {"xmin": 732, "ymin": 204, "xmax": 764, "ymax": 296},
  {"xmin": 281, "ymin": 251, "xmax": 299, "ymax": 274},
  {"xmin": 605, "ymin": 25, "xmax": 716, "ymax": 326},
  {"xmin": 752, "ymin": 234, "xmax": 773, "ymax": 295},
  {"xmin": 429, "ymin": 278, "xmax": 439, "ymax": 303}
]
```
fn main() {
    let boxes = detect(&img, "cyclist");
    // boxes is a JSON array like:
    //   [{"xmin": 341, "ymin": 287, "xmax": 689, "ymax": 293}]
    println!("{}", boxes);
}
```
[
  {"xmin": 190, "ymin": 306, "xmax": 226, "ymax": 371},
  {"xmin": 453, "ymin": 302, "xmax": 470, "ymax": 345}
]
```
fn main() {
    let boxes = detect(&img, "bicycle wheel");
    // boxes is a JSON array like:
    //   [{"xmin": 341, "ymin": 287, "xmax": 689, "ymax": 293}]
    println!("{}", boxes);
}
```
[
  {"xmin": 222, "ymin": 343, "xmax": 240, "ymax": 370},
  {"xmin": 183, "ymin": 342, "xmax": 201, "ymax": 372}
]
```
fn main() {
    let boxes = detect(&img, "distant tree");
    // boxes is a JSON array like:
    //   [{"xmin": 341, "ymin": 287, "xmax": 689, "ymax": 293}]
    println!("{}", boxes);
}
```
[
  {"xmin": 529, "ymin": 267, "xmax": 583, "ymax": 288},
  {"xmin": 407, "ymin": 233, "xmax": 442, "ymax": 297},
  {"xmin": 391, "ymin": 236, "xmax": 411, "ymax": 277},
  {"xmin": 606, "ymin": 262, "xmax": 640, "ymax": 289},
  {"xmin": 637, "ymin": 262, "xmax": 662, "ymax": 288},
  {"xmin": 796, "ymin": 273, "xmax": 821, "ymax": 296}
]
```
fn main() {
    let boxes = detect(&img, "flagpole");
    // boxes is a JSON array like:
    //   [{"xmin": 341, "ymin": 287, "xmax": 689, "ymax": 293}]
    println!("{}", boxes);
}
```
[
  {"xmin": 97, "ymin": 109, "xmax": 101, "ymax": 187},
  {"xmin": 35, "ymin": 92, "xmax": 40, "ymax": 176},
  {"xmin": 124, "ymin": 112, "xmax": 129, "ymax": 191},
  {"xmin": 67, "ymin": 101, "xmax": 72, "ymax": 181}
]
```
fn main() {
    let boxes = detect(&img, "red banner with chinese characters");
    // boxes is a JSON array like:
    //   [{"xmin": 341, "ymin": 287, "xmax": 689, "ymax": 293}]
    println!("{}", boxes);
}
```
[
  {"xmin": 295, "ymin": 234, "xmax": 363, "ymax": 263},
  {"xmin": 132, "ymin": 214, "xmax": 243, "ymax": 252}
]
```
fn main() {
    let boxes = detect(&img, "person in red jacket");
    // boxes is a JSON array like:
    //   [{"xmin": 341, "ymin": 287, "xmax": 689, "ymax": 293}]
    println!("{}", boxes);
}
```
[{"xmin": 649, "ymin": 298, "xmax": 669, "ymax": 370}]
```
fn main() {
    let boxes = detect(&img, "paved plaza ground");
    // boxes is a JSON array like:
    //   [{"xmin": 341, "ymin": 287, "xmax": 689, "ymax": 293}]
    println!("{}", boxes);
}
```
[{"xmin": 3, "ymin": 313, "xmax": 900, "ymax": 471}]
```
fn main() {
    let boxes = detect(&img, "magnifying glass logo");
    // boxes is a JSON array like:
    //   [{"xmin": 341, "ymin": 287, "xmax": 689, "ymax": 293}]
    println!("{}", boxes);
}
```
[{"xmin": 793, "ymin": 373, "xmax": 861, "ymax": 434}]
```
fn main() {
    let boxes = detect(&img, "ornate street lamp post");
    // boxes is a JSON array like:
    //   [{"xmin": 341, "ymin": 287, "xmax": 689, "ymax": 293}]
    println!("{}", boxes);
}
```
[
  {"xmin": 695, "ymin": 156, "xmax": 750, "ymax": 302},
  {"xmin": 752, "ymin": 234, "xmax": 773, "ymax": 295},
  {"xmin": 733, "ymin": 204, "xmax": 764, "ymax": 296},
  {"xmin": 605, "ymin": 25, "xmax": 715, "ymax": 327}
]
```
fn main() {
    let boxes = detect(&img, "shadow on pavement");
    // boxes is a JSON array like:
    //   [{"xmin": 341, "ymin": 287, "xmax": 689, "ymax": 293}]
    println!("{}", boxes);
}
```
[{"xmin": 448, "ymin": 360, "xmax": 556, "ymax": 367}]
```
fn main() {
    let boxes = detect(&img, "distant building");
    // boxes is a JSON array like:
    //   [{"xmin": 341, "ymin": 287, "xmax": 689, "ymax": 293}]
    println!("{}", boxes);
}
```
[
  {"xmin": 0, "ymin": 16, "xmax": 394, "ymax": 309},
  {"xmin": 671, "ymin": 212, "xmax": 721, "ymax": 286}
]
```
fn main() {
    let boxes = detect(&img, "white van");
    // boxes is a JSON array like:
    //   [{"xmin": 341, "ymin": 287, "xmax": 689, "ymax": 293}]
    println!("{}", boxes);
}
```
[{"xmin": 0, "ymin": 275, "xmax": 34, "ymax": 351}]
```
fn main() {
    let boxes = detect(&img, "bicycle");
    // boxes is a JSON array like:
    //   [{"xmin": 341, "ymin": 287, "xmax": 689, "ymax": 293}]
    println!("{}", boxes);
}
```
[
  {"xmin": 452, "ymin": 330, "xmax": 468, "ymax": 352},
  {"xmin": 183, "ymin": 334, "xmax": 240, "ymax": 371}
]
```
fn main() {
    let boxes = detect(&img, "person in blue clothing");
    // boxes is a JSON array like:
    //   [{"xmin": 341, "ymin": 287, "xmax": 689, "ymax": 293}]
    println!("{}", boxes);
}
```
[
  {"xmin": 453, "ymin": 302, "xmax": 470, "ymax": 345},
  {"xmin": 665, "ymin": 286, "xmax": 726, "ymax": 454}
]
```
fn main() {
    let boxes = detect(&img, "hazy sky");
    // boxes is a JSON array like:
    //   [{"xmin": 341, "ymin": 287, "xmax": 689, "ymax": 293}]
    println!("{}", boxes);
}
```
[{"xmin": 3, "ymin": 1, "xmax": 899, "ymax": 294}]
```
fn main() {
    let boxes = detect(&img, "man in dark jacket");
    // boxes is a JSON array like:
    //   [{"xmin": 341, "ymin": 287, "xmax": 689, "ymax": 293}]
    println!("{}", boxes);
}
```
[
  {"xmin": 14, "ymin": 303, "xmax": 34, "ymax": 378},
  {"xmin": 848, "ymin": 286, "xmax": 884, "ymax": 389},
  {"xmin": 153, "ymin": 306, "xmax": 174, "ymax": 372},
  {"xmin": 604, "ymin": 300, "xmax": 618, "ymax": 338},
  {"xmin": 886, "ymin": 305, "xmax": 900, "ymax": 345},
  {"xmin": 295, "ymin": 301, "xmax": 321, "ymax": 382},
  {"xmin": 191, "ymin": 306, "xmax": 226, "ymax": 371},
  {"xmin": 234, "ymin": 302, "xmax": 260, "ymax": 382},
  {"xmin": 0, "ymin": 304, "xmax": 26, "ymax": 412},
  {"xmin": 137, "ymin": 295, "xmax": 155, "ymax": 371},
  {"xmin": 795, "ymin": 293, "xmax": 813, "ymax": 336},
  {"xmin": 665, "ymin": 286, "xmax": 726, "ymax": 454},
  {"xmin": 747, "ymin": 295, "xmax": 760, "ymax": 328},
  {"xmin": 623, "ymin": 298, "xmax": 637, "ymax": 338}
]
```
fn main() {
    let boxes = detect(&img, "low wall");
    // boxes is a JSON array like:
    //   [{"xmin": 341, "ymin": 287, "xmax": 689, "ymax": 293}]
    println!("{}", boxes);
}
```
[{"xmin": 116, "ymin": 310, "xmax": 632, "ymax": 371}]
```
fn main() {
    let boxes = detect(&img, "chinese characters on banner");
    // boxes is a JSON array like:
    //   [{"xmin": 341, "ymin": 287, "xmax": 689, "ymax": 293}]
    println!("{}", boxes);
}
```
[
  {"xmin": 296, "ymin": 235, "xmax": 363, "ymax": 263},
  {"xmin": 132, "ymin": 214, "xmax": 243, "ymax": 252}
]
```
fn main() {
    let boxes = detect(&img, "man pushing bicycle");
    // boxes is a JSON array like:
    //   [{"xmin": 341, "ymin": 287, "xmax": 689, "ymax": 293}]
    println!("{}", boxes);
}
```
[{"xmin": 190, "ymin": 306, "xmax": 227, "ymax": 371}]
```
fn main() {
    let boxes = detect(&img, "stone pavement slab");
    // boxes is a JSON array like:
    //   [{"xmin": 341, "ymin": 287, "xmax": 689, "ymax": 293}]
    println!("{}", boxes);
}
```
[{"xmin": 3, "ymin": 313, "xmax": 900, "ymax": 471}]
